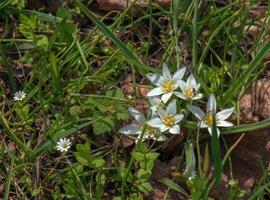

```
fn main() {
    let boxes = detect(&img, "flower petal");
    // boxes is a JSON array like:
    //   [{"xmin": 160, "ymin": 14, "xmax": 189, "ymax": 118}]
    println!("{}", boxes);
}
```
[
  {"xmin": 216, "ymin": 107, "xmax": 234, "ymax": 121},
  {"xmin": 157, "ymin": 109, "xmax": 166, "ymax": 119},
  {"xmin": 173, "ymin": 67, "xmax": 186, "ymax": 81},
  {"xmin": 149, "ymin": 97, "xmax": 160, "ymax": 106},
  {"xmin": 147, "ymin": 87, "xmax": 164, "ymax": 97},
  {"xmin": 187, "ymin": 105, "xmax": 205, "ymax": 120},
  {"xmin": 155, "ymin": 135, "xmax": 167, "ymax": 141},
  {"xmin": 174, "ymin": 92, "xmax": 187, "ymax": 100},
  {"xmin": 161, "ymin": 92, "xmax": 173, "ymax": 103},
  {"xmin": 146, "ymin": 73, "xmax": 162, "ymax": 86},
  {"xmin": 199, "ymin": 121, "xmax": 209, "ymax": 128},
  {"xmin": 178, "ymin": 80, "xmax": 187, "ymax": 92},
  {"xmin": 216, "ymin": 120, "xmax": 233, "ymax": 127},
  {"xmin": 160, "ymin": 124, "xmax": 170, "ymax": 132},
  {"xmin": 187, "ymin": 74, "xmax": 197, "ymax": 88},
  {"xmin": 194, "ymin": 83, "xmax": 200, "ymax": 91},
  {"xmin": 169, "ymin": 125, "xmax": 180, "ymax": 134},
  {"xmin": 208, "ymin": 127, "xmax": 220, "ymax": 137},
  {"xmin": 147, "ymin": 118, "xmax": 163, "ymax": 128},
  {"xmin": 119, "ymin": 124, "xmax": 141, "ymax": 135},
  {"xmin": 128, "ymin": 107, "xmax": 145, "ymax": 123},
  {"xmin": 166, "ymin": 100, "xmax": 177, "ymax": 115},
  {"xmin": 162, "ymin": 63, "xmax": 172, "ymax": 80},
  {"xmin": 192, "ymin": 93, "xmax": 203, "ymax": 100},
  {"xmin": 174, "ymin": 114, "xmax": 184, "ymax": 123},
  {"xmin": 207, "ymin": 94, "xmax": 216, "ymax": 114}
]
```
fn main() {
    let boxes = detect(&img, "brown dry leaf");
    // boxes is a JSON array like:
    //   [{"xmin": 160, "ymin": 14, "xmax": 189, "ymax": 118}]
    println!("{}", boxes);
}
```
[
  {"xmin": 243, "ymin": 177, "xmax": 255, "ymax": 192},
  {"xmin": 122, "ymin": 136, "xmax": 134, "ymax": 148},
  {"xmin": 95, "ymin": 0, "xmax": 170, "ymax": 12}
]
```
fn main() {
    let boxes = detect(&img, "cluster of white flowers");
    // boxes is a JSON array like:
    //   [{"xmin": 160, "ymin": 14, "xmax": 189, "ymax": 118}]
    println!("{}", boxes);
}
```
[{"xmin": 119, "ymin": 64, "xmax": 235, "ymax": 141}]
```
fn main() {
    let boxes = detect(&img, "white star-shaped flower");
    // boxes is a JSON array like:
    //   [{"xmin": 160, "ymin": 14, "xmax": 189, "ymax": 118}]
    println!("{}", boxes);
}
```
[
  {"xmin": 146, "ymin": 64, "xmax": 186, "ymax": 103},
  {"xmin": 175, "ymin": 74, "xmax": 203, "ymax": 101},
  {"xmin": 56, "ymin": 138, "xmax": 72, "ymax": 152},
  {"xmin": 187, "ymin": 94, "xmax": 234, "ymax": 137},
  {"xmin": 14, "ymin": 91, "xmax": 26, "ymax": 101},
  {"xmin": 119, "ymin": 107, "xmax": 166, "ymax": 141},
  {"xmin": 147, "ymin": 100, "xmax": 184, "ymax": 134}
]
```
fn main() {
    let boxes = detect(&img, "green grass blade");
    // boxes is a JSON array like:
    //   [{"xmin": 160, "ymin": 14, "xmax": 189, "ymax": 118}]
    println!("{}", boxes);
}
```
[
  {"xmin": 3, "ymin": 152, "xmax": 14, "ymax": 200},
  {"xmin": 223, "ymin": 117, "xmax": 270, "ymax": 134},
  {"xmin": 192, "ymin": 0, "xmax": 198, "ymax": 69},
  {"xmin": 172, "ymin": 0, "xmax": 181, "ymax": 68},
  {"xmin": 8, "ymin": 6, "xmax": 63, "ymax": 23},
  {"xmin": 183, "ymin": 142, "xmax": 196, "ymax": 178},
  {"xmin": 210, "ymin": 120, "xmax": 222, "ymax": 188},
  {"xmin": 0, "ymin": 112, "xmax": 30, "ymax": 153},
  {"xmin": 30, "ymin": 120, "xmax": 92, "ymax": 159},
  {"xmin": 249, "ymin": 182, "xmax": 270, "ymax": 200},
  {"xmin": 224, "ymin": 40, "xmax": 270, "ymax": 104},
  {"xmin": 76, "ymin": 0, "xmax": 148, "ymax": 74},
  {"xmin": 197, "ymin": 12, "xmax": 238, "ymax": 70}
]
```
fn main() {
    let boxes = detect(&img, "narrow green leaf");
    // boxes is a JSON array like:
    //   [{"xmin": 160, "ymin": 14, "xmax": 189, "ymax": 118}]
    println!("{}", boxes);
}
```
[
  {"xmin": 202, "ymin": 143, "xmax": 209, "ymax": 177},
  {"xmin": 210, "ymin": 119, "xmax": 222, "ymax": 188},
  {"xmin": 183, "ymin": 142, "xmax": 196, "ymax": 178},
  {"xmin": 159, "ymin": 178, "xmax": 189, "ymax": 197},
  {"xmin": 223, "ymin": 117, "xmax": 270, "ymax": 134},
  {"xmin": 192, "ymin": 0, "xmax": 198, "ymax": 69},
  {"xmin": 0, "ymin": 112, "xmax": 30, "ymax": 153},
  {"xmin": 224, "ymin": 40, "xmax": 270, "ymax": 104},
  {"xmin": 76, "ymin": 0, "xmax": 148, "ymax": 75},
  {"xmin": 8, "ymin": 7, "xmax": 63, "ymax": 23},
  {"xmin": 172, "ymin": 0, "xmax": 181, "ymax": 68},
  {"xmin": 4, "ymin": 152, "xmax": 14, "ymax": 200},
  {"xmin": 49, "ymin": 53, "xmax": 60, "ymax": 89}
]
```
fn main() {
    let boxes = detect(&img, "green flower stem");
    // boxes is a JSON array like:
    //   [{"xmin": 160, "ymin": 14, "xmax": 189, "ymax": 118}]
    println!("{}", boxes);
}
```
[{"xmin": 196, "ymin": 126, "xmax": 202, "ymax": 176}]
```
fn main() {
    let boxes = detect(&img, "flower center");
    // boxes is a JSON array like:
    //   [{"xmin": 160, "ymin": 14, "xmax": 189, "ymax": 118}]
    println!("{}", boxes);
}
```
[
  {"xmin": 162, "ymin": 80, "xmax": 175, "ymax": 92},
  {"xmin": 204, "ymin": 114, "xmax": 213, "ymax": 126},
  {"xmin": 163, "ymin": 115, "xmax": 175, "ymax": 126},
  {"xmin": 183, "ymin": 87, "xmax": 194, "ymax": 98}
]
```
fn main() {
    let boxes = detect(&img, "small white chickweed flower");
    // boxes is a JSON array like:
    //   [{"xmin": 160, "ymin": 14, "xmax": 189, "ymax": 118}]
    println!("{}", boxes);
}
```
[
  {"xmin": 14, "ymin": 91, "xmax": 26, "ymax": 101},
  {"xmin": 56, "ymin": 138, "xmax": 72, "ymax": 152},
  {"xmin": 119, "ymin": 108, "xmax": 166, "ymax": 141},
  {"xmin": 147, "ymin": 100, "xmax": 184, "ymax": 134},
  {"xmin": 146, "ymin": 64, "xmax": 186, "ymax": 103},
  {"xmin": 175, "ymin": 74, "xmax": 203, "ymax": 101},
  {"xmin": 187, "ymin": 94, "xmax": 234, "ymax": 137}
]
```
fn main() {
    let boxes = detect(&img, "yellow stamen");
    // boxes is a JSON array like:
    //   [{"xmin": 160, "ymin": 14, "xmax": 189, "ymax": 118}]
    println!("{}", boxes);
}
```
[
  {"xmin": 163, "ymin": 115, "xmax": 175, "ymax": 126},
  {"xmin": 204, "ymin": 114, "xmax": 213, "ymax": 126},
  {"xmin": 162, "ymin": 81, "xmax": 175, "ymax": 92},
  {"xmin": 183, "ymin": 87, "xmax": 194, "ymax": 98},
  {"xmin": 141, "ymin": 125, "xmax": 156, "ymax": 135}
]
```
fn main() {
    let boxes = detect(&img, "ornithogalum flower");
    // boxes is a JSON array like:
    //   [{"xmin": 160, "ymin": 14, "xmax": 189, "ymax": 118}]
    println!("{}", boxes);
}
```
[
  {"xmin": 187, "ymin": 94, "xmax": 234, "ymax": 137},
  {"xmin": 146, "ymin": 64, "xmax": 186, "ymax": 103},
  {"xmin": 56, "ymin": 138, "xmax": 72, "ymax": 152},
  {"xmin": 147, "ymin": 100, "xmax": 184, "ymax": 134},
  {"xmin": 14, "ymin": 91, "xmax": 26, "ymax": 101},
  {"xmin": 119, "ymin": 107, "xmax": 166, "ymax": 141},
  {"xmin": 175, "ymin": 74, "xmax": 203, "ymax": 101}
]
